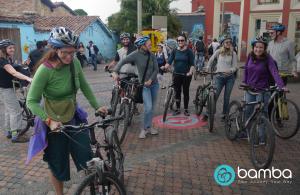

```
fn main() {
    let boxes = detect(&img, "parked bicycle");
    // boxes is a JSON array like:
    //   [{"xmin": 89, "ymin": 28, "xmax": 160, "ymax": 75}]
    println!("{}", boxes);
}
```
[
  {"xmin": 225, "ymin": 84, "xmax": 276, "ymax": 169},
  {"xmin": 193, "ymin": 71, "xmax": 217, "ymax": 132},
  {"xmin": 108, "ymin": 69, "xmax": 140, "ymax": 145},
  {"xmin": 162, "ymin": 71, "xmax": 186, "ymax": 122},
  {"xmin": 54, "ymin": 110, "xmax": 126, "ymax": 195},
  {"xmin": 12, "ymin": 79, "xmax": 34, "ymax": 136},
  {"xmin": 269, "ymin": 74, "xmax": 300, "ymax": 139}
]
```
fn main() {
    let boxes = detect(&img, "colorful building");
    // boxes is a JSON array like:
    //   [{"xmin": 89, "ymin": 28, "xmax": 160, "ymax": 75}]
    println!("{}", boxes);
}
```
[{"xmin": 192, "ymin": 0, "xmax": 300, "ymax": 60}]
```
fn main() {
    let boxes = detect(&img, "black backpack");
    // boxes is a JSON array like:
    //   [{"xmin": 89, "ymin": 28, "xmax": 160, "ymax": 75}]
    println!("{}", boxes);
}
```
[
  {"xmin": 208, "ymin": 45, "xmax": 213, "ymax": 56},
  {"xmin": 195, "ymin": 40, "xmax": 205, "ymax": 53}
]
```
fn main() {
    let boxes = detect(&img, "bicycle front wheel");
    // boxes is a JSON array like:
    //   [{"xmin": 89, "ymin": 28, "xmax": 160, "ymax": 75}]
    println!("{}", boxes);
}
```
[
  {"xmin": 18, "ymin": 100, "xmax": 33, "ymax": 136},
  {"xmin": 74, "ymin": 172, "xmax": 126, "ymax": 195},
  {"xmin": 111, "ymin": 88, "xmax": 120, "ymax": 117},
  {"xmin": 108, "ymin": 129, "xmax": 124, "ymax": 183},
  {"xmin": 207, "ymin": 91, "xmax": 215, "ymax": 132},
  {"xmin": 114, "ymin": 101, "xmax": 129, "ymax": 145},
  {"xmin": 271, "ymin": 99, "xmax": 300, "ymax": 139},
  {"xmin": 225, "ymin": 101, "xmax": 241, "ymax": 141},
  {"xmin": 250, "ymin": 115, "xmax": 275, "ymax": 169},
  {"xmin": 163, "ymin": 88, "xmax": 174, "ymax": 122},
  {"xmin": 194, "ymin": 86, "xmax": 205, "ymax": 116}
]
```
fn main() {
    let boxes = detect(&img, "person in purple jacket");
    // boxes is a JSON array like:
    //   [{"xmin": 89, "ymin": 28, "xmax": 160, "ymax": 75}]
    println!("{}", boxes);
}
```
[{"xmin": 242, "ymin": 36, "xmax": 287, "ymax": 142}]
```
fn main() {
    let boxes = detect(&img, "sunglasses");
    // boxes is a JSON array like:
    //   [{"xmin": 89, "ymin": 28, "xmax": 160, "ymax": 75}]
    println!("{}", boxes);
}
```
[{"xmin": 177, "ymin": 39, "xmax": 185, "ymax": 42}]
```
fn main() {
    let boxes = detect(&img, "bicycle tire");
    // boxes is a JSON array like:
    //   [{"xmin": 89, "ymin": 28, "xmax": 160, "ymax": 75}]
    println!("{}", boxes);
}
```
[
  {"xmin": 224, "ymin": 101, "xmax": 241, "ymax": 141},
  {"xmin": 108, "ymin": 129, "xmax": 124, "ymax": 183},
  {"xmin": 115, "ymin": 101, "xmax": 129, "ymax": 145},
  {"xmin": 111, "ymin": 88, "xmax": 120, "ymax": 117},
  {"xmin": 18, "ymin": 101, "xmax": 33, "ymax": 136},
  {"xmin": 271, "ymin": 99, "xmax": 300, "ymax": 139},
  {"xmin": 163, "ymin": 88, "xmax": 174, "ymax": 122},
  {"xmin": 194, "ymin": 86, "xmax": 205, "ymax": 116},
  {"xmin": 207, "ymin": 91, "xmax": 215, "ymax": 132},
  {"xmin": 250, "ymin": 115, "xmax": 275, "ymax": 169},
  {"xmin": 128, "ymin": 101, "xmax": 135, "ymax": 126},
  {"xmin": 74, "ymin": 172, "xmax": 126, "ymax": 195}
]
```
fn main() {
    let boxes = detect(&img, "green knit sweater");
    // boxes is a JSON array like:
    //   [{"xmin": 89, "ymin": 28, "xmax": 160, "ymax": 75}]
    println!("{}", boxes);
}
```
[{"xmin": 26, "ymin": 59, "xmax": 100, "ymax": 121}]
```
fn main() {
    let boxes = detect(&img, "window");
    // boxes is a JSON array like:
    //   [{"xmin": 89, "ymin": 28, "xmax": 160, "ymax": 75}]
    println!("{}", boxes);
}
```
[{"xmin": 257, "ymin": 0, "xmax": 279, "ymax": 4}]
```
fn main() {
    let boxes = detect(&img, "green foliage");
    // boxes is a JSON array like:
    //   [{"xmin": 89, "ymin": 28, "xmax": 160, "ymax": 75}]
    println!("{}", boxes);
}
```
[
  {"xmin": 107, "ymin": 0, "xmax": 181, "ymax": 37},
  {"xmin": 74, "ymin": 9, "xmax": 88, "ymax": 16}
]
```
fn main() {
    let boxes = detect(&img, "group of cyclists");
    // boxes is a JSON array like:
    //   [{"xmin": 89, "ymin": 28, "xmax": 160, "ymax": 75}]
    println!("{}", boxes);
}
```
[{"xmin": 0, "ymin": 22, "xmax": 297, "ymax": 194}]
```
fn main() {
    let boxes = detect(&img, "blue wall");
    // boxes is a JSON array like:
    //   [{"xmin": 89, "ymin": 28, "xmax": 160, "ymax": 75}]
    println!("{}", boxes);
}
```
[
  {"xmin": 79, "ymin": 21, "xmax": 116, "ymax": 60},
  {"xmin": 0, "ymin": 22, "xmax": 40, "ymax": 61},
  {"xmin": 0, "ymin": 20, "xmax": 116, "ymax": 61}
]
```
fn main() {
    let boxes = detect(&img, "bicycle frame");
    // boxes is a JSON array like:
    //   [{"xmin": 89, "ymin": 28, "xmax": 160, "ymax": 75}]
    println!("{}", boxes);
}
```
[{"xmin": 239, "ymin": 91, "xmax": 265, "ymax": 136}]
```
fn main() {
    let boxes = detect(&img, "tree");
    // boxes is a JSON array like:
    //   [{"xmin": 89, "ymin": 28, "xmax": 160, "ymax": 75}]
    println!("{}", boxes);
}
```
[
  {"xmin": 108, "ymin": 0, "xmax": 181, "ymax": 37},
  {"xmin": 74, "ymin": 9, "xmax": 88, "ymax": 16}
]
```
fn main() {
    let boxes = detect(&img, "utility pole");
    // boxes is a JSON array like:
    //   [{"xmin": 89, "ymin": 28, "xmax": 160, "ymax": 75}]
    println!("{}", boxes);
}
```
[{"xmin": 137, "ymin": 0, "xmax": 142, "ymax": 33}]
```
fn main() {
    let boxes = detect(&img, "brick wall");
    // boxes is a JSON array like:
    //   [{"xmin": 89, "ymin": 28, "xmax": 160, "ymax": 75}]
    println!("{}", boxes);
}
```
[
  {"xmin": 0, "ymin": 0, "xmax": 35, "ymax": 17},
  {"xmin": 0, "ymin": 0, "xmax": 73, "ymax": 17}
]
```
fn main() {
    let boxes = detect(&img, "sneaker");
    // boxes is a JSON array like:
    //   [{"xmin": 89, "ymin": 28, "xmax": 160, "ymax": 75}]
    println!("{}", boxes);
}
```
[
  {"xmin": 184, "ymin": 109, "xmax": 190, "ymax": 116},
  {"xmin": 149, "ymin": 128, "xmax": 158, "ymax": 135},
  {"xmin": 11, "ymin": 135, "xmax": 29, "ymax": 143},
  {"xmin": 5, "ymin": 130, "xmax": 12, "ymax": 139},
  {"xmin": 173, "ymin": 109, "xmax": 180, "ymax": 116},
  {"xmin": 161, "ymin": 86, "xmax": 166, "ymax": 89},
  {"xmin": 139, "ymin": 129, "xmax": 148, "ymax": 139},
  {"xmin": 202, "ymin": 115, "xmax": 208, "ymax": 122}
]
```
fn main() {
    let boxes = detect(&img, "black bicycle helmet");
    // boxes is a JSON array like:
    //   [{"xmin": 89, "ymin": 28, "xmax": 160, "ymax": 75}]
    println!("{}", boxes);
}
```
[{"xmin": 0, "ymin": 39, "xmax": 15, "ymax": 49}]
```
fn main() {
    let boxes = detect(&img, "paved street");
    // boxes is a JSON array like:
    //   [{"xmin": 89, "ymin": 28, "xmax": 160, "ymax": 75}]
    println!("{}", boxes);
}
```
[{"xmin": 0, "ymin": 64, "xmax": 300, "ymax": 195}]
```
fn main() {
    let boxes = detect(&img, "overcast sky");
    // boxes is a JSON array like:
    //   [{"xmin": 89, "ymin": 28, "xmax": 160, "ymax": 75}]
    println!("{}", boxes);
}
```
[{"xmin": 54, "ymin": 0, "xmax": 191, "ymax": 23}]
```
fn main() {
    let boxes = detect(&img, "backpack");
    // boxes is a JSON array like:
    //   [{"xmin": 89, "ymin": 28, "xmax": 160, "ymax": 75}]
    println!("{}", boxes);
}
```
[{"xmin": 195, "ymin": 40, "xmax": 205, "ymax": 53}]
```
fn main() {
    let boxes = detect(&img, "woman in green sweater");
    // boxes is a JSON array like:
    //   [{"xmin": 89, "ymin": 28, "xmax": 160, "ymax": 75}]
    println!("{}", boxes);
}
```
[{"xmin": 26, "ymin": 27, "xmax": 107, "ymax": 195}]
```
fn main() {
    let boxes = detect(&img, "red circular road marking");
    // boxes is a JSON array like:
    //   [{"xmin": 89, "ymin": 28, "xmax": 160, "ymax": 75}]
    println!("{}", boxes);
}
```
[{"xmin": 152, "ymin": 114, "xmax": 207, "ymax": 130}]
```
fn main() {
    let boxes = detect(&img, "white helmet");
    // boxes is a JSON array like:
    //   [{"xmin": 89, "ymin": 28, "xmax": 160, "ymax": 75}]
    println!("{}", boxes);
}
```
[{"xmin": 48, "ymin": 27, "xmax": 79, "ymax": 48}]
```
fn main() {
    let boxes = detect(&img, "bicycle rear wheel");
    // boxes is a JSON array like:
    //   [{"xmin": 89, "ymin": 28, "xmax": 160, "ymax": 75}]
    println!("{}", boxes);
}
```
[
  {"xmin": 127, "ymin": 101, "xmax": 135, "ymax": 126},
  {"xmin": 74, "ymin": 172, "xmax": 126, "ymax": 195},
  {"xmin": 250, "ymin": 115, "xmax": 275, "ymax": 169},
  {"xmin": 225, "ymin": 101, "xmax": 241, "ymax": 141},
  {"xmin": 194, "ymin": 86, "xmax": 205, "ymax": 116},
  {"xmin": 163, "ymin": 88, "xmax": 174, "ymax": 122},
  {"xmin": 207, "ymin": 91, "xmax": 215, "ymax": 132},
  {"xmin": 271, "ymin": 99, "xmax": 300, "ymax": 139},
  {"xmin": 114, "ymin": 101, "xmax": 129, "ymax": 145},
  {"xmin": 108, "ymin": 129, "xmax": 124, "ymax": 183}
]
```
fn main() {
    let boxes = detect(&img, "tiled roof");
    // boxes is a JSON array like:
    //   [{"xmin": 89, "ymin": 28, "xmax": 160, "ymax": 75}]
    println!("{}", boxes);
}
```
[
  {"xmin": 0, "ymin": 16, "xmax": 33, "ymax": 24},
  {"xmin": 34, "ymin": 16, "xmax": 99, "ymax": 34}
]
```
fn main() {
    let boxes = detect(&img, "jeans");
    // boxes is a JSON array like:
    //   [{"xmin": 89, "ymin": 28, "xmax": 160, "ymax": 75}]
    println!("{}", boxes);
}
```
[
  {"xmin": 90, "ymin": 54, "xmax": 97, "ymax": 70},
  {"xmin": 194, "ymin": 52, "xmax": 205, "ymax": 71},
  {"xmin": 0, "ymin": 88, "xmax": 22, "ymax": 132},
  {"xmin": 173, "ymin": 74, "xmax": 192, "ymax": 109},
  {"xmin": 245, "ymin": 91, "xmax": 270, "ymax": 140},
  {"xmin": 215, "ymin": 73, "xmax": 236, "ymax": 115},
  {"xmin": 142, "ymin": 81, "xmax": 159, "ymax": 129}
]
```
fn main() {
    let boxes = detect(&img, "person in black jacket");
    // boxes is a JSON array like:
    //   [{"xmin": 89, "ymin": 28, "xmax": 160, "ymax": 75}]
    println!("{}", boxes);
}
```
[
  {"xmin": 28, "ymin": 41, "xmax": 45, "ymax": 72},
  {"xmin": 86, "ymin": 41, "xmax": 99, "ymax": 71}
]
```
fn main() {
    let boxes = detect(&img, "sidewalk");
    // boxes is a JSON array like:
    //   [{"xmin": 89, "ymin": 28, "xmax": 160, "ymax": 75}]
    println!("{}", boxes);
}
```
[{"xmin": 0, "ymin": 65, "xmax": 299, "ymax": 194}]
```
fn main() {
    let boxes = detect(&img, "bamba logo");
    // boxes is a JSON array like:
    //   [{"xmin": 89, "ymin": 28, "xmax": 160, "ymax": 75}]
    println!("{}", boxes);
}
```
[{"xmin": 238, "ymin": 166, "xmax": 292, "ymax": 179}]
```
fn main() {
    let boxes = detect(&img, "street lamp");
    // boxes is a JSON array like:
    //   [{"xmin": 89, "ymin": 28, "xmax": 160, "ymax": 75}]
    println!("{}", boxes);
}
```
[{"xmin": 137, "ymin": 0, "xmax": 142, "ymax": 33}]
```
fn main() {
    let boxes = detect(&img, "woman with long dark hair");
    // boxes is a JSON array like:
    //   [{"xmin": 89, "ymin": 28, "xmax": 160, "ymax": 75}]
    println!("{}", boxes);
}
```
[{"xmin": 0, "ymin": 39, "xmax": 32, "ymax": 142}]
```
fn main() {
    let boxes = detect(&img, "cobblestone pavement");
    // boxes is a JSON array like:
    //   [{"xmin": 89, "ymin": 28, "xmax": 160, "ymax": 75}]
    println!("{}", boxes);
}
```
[{"xmin": 0, "ymin": 64, "xmax": 300, "ymax": 195}]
